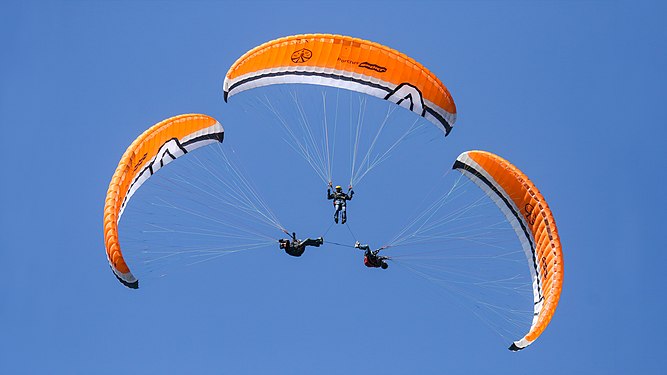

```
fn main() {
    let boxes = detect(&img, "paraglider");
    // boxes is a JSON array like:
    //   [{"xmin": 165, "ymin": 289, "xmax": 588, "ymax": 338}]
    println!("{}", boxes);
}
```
[
  {"xmin": 327, "ymin": 182, "xmax": 354, "ymax": 224},
  {"xmin": 278, "ymin": 232, "xmax": 324, "ymax": 257},
  {"xmin": 452, "ymin": 150, "xmax": 563, "ymax": 351},
  {"xmin": 223, "ymin": 34, "xmax": 457, "ymax": 135},
  {"xmin": 103, "ymin": 114, "xmax": 224, "ymax": 289}
]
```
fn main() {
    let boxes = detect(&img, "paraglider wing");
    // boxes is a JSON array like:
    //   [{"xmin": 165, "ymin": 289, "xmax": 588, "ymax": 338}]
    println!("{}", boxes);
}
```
[
  {"xmin": 223, "ymin": 34, "xmax": 457, "ymax": 135},
  {"xmin": 103, "ymin": 114, "xmax": 224, "ymax": 288},
  {"xmin": 453, "ymin": 150, "xmax": 563, "ymax": 351}
]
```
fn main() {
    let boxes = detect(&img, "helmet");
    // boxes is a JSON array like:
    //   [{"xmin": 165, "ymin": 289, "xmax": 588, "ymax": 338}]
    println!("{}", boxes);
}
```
[
  {"xmin": 381, "ymin": 262, "xmax": 389, "ymax": 270},
  {"xmin": 335, "ymin": 185, "xmax": 342, "ymax": 191}
]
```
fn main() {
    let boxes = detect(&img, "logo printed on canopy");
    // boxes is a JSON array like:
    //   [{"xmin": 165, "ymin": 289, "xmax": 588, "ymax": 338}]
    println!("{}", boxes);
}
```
[{"xmin": 291, "ymin": 48, "xmax": 312, "ymax": 63}]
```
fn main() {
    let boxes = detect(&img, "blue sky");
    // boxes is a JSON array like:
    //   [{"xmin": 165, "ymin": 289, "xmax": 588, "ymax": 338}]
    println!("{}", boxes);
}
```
[{"xmin": 1, "ymin": 0, "xmax": 665, "ymax": 373}]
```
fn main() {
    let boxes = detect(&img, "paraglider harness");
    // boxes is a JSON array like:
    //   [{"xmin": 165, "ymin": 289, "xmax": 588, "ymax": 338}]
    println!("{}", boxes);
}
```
[
  {"xmin": 327, "ymin": 184, "xmax": 354, "ymax": 224},
  {"xmin": 278, "ymin": 232, "xmax": 323, "ymax": 257},
  {"xmin": 364, "ymin": 250, "xmax": 389, "ymax": 269},
  {"xmin": 355, "ymin": 242, "xmax": 389, "ymax": 269}
]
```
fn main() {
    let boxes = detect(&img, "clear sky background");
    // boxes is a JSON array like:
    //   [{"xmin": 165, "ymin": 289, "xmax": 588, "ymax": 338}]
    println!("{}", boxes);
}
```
[{"xmin": 1, "ymin": 0, "xmax": 665, "ymax": 374}]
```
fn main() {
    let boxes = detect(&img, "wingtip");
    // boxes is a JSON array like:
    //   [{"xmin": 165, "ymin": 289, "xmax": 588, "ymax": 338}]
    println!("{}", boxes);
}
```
[
  {"xmin": 112, "ymin": 267, "xmax": 139, "ymax": 289},
  {"xmin": 508, "ymin": 342, "xmax": 524, "ymax": 352},
  {"xmin": 117, "ymin": 274, "xmax": 139, "ymax": 289}
]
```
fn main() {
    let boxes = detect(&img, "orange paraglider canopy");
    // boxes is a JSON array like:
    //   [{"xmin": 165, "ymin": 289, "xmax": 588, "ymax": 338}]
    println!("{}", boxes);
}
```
[
  {"xmin": 453, "ymin": 150, "xmax": 563, "ymax": 351},
  {"xmin": 224, "ymin": 33, "xmax": 457, "ymax": 135},
  {"xmin": 103, "ymin": 114, "xmax": 224, "ymax": 288}
]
